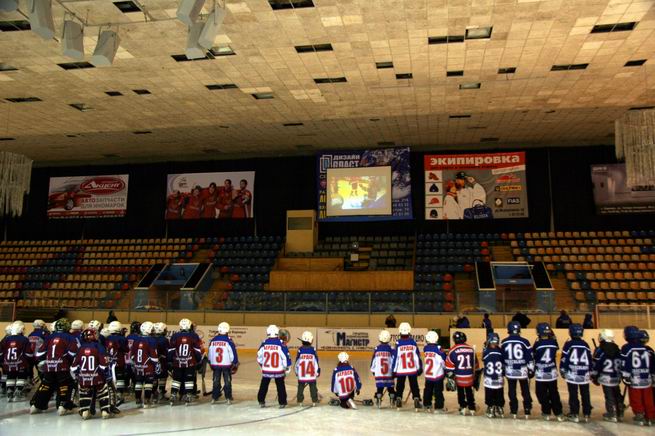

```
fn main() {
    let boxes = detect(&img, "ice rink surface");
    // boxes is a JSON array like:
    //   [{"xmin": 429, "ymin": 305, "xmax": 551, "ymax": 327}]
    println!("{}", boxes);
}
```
[{"xmin": 1, "ymin": 351, "xmax": 653, "ymax": 436}]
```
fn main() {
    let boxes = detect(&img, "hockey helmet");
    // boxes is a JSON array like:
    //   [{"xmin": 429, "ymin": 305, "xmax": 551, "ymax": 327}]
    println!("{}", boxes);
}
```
[
  {"xmin": 486, "ymin": 332, "xmax": 500, "ymax": 347},
  {"xmin": 108, "ymin": 321, "xmax": 122, "ymax": 334},
  {"xmin": 153, "ymin": 322, "xmax": 167, "ymax": 335},
  {"xmin": 88, "ymin": 320, "xmax": 103, "ymax": 331},
  {"xmin": 536, "ymin": 322, "xmax": 552, "ymax": 339},
  {"xmin": 378, "ymin": 330, "xmax": 391, "ymax": 343},
  {"xmin": 130, "ymin": 321, "xmax": 142, "ymax": 334},
  {"xmin": 279, "ymin": 328, "xmax": 290, "ymax": 343},
  {"xmin": 453, "ymin": 331, "xmax": 467, "ymax": 345},
  {"xmin": 639, "ymin": 330, "xmax": 650, "ymax": 344},
  {"xmin": 425, "ymin": 330, "xmax": 439, "ymax": 345},
  {"xmin": 569, "ymin": 323, "xmax": 583, "ymax": 339},
  {"xmin": 33, "ymin": 319, "xmax": 46, "ymax": 329},
  {"xmin": 624, "ymin": 325, "xmax": 640, "ymax": 341},
  {"xmin": 54, "ymin": 318, "xmax": 70, "ymax": 333},
  {"xmin": 398, "ymin": 322, "xmax": 412, "ymax": 335},
  {"xmin": 5, "ymin": 324, "xmax": 12, "ymax": 335},
  {"xmin": 71, "ymin": 320, "xmax": 84, "ymax": 331},
  {"xmin": 10, "ymin": 322, "xmax": 25, "ymax": 335},
  {"xmin": 179, "ymin": 318, "xmax": 193, "ymax": 331},
  {"xmin": 507, "ymin": 321, "xmax": 521, "ymax": 335},
  {"xmin": 301, "ymin": 331, "xmax": 314, "ymax": 344},
  {"xmin": 217, "ymin": 322, "xmax": 230, "ymax": 335},
  {"xmin": 82, "ymin": 328, "xmax": 98, "ymax": 343},
  {"xmin": 599, "ymin": 329, "xmax": 614, "ymax": 343},
  {"xmin": 338, "ymin": 352, "xmax": 349, "ymax": 363},
  {"xmin": 100, "ymin": 328, "xmax": 110, "ymax": 338},
  {"xmin": 266, "ymin": 324, "xmax": 279, "ymax": 337},
  {"xmin": 140, "ymin": 321, "xmax": 154, "ymax": 336}
]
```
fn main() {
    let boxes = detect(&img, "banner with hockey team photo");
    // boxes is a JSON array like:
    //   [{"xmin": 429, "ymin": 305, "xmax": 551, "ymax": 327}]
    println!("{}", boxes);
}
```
[
  {"xmin": 317, "ymin": 147, "xmax": 412, "ymax": 222},
  {"xmin": 424, "ymin": 152, "xmax": 528, "ymax": 220},
  {"xmin": 165, "ymin": 171, "xmax": 255, "ymax": 219},
  {"xmin": 47, "ymin": 174, "xmax": 129, "ymax": 218}
]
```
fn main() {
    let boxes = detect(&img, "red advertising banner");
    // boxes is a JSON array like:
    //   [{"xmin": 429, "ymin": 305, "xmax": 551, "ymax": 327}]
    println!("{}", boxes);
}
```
[{"xmin": 47, "ymin": 175, "xmax": 129, "ymax": 219}]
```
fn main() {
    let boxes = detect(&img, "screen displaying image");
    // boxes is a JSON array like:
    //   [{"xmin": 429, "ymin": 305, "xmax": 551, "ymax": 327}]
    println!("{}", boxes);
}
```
[
  {"xmin": 492, "ymin": 264, "xmax": 534, "ymax": 286},
  {"xmin": 326, "ymin": 166, "xmax": 392, "ymax": 216}
]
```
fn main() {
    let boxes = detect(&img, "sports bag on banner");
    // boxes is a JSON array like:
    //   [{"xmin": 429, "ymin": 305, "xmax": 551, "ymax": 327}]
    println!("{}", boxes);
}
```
[{"xmin": 463, "ymin": 202, "xmax": 493, "ymax": 219}]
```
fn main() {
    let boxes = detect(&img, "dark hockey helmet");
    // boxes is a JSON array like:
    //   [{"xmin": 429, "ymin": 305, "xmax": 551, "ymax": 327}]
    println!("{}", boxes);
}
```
[
  {"xmin": 81, "ymin": 328, "xmax": 98, "ymax": 343},
  {"xmin": 624, "ymin": 325, "xmax": 640, "ymax": 341},
  {"xmin": 130, "ymin": 321, "xmax": 142, "ymax": 335},
  {"xmin": 569, "ymin": 323, "xmax": 583, "ymax": 339},
  {"xmin": 486, "ymin": 332, "xmax": 500, "ymax": 347},
  {"xmin": 54, "ymin": 318, "xmax": 70, "ymax": 333},
  {"xmin": 453, "ymin": 331, "xmax": 467, "ymax": 345},
  {"xmin": 639, "ymin": 330, "xmax": 650, "ymax": 344},
  {"xmin": 536, "ymin": 322, "xmax": 552, "ymax": 338},
  {"xmin": 507, "ymin": 321, "xmax": 521, "ymax": 335}
]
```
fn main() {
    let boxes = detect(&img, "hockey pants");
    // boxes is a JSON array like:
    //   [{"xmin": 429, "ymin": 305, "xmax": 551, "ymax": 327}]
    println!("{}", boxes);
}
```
[
  {"xmin": 171, "ymin": 367, "xmax": 196, "ymax": 397},
  {"xmin": 297, "ymin": 381, "xmax": 318, "ymax": 403},
  {"xmin": 535, "ymin": 380, "xmax": 562, "ymax": 416},
  {"xmin": 79, "ymin": 384, "xmax": 111, "ymax": 414},
  {"xmin": 31, "ymin": 371, "xmax": 75, "ymax": 411},
  {"xmin": 508, "ymin": 378, "xmax": 532, "ymax": 414},
  {"xmin": 485, "ymin": 387, "xmax": 505, "ymax": 408},
  {"xmin": 212, "ymin": 367, "xmax": 233, "ymax": 401},
  {"xmin": 134, "ymin": 373, "xmax": 154, "ymax": 403},
  {"xmin": 5, "ymin": 370, "xmax": 28, "ymax": 398},
  {"xmin": 567, "ymin": 382, "xmax": 592, "ymax": 416},
  {"xmin": 457, "ymin": 385, "xmax": 475, "ymax": 410},
  {"xmin": 601, "ymin": 385, "xmax": 624, "ymax": 417},
  {"xmin": 628, "ymin": 386, "xmax": 655, "ymax": 420},
  {"xmin": 257, "ymin": 377, "xmax": 286, "ymax": 405},
  {"xmin": 423, "ymin": 379, "xmax": 444, "ymax": 409},
  {"xmin": 395, "ymin": 375, "xmax": 420, "ymax": 400}
]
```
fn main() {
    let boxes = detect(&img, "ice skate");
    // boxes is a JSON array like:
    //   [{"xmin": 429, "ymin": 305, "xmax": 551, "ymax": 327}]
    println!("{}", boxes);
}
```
[
  {"xmin": 494, "ymin": 407, "xmax": 504, "ymax": 418},
  {"xmin": 81, "ymin": 410, "xmax": 91, "ymax": 420},
  {"xmin": 184, "ymin": 394, "xmax": 193, "ymax": 406},
  {"xmin": 227, "ymin": 399, "xmax": 233, "ymax": 405},
  {"xmin": 30, "ymin": 405, "xmax": 42, "ymax": 414},
  {"xmin": 434, "ymin": 408, "xmax": 448, "ymax": 415},
  {"xmin": 102, "ymin": 410, "xmax": 112, "ymax": 419},
  {"xmin": 459, "ymin": 408, "xmax": 467, "ymax": 416},
  {"xmin": 524, "ymin": 409, "xmax": 531, "ymax": 420},
  {"xmin": 542, "ymin": 413, "xmax": 550, "ymax": 421},
  {"xmin": 169, "ymin": 393, "xmax": 177, "ymax": 406},
  {"xmin": 57, "ymin": 406, "xmax": 69, "ymax": 416},
  {"xmin": 413, "ymin": 398, "xmax": 422, "ymax": 412},
  {"xmin": 633, "ymin": 414, "xmax": 646, "ymax": 426},
  {"xmin": 583, "ymin": 415, "xmax": 590, "ymax": 423},
  {"xmin": 375, "ymin": 393, "xmax": 382, "ymax": 409},
  {"xmin": 567, "ymin": 414, "xmax": 579, "ymax": 423},
  {"xmin": 486, "ymin": 407, "xmax": 494, "ymax": 418},
  {"xmin": 555, "ymin": 414, "xmax": 565, "ymax": 422},
  {"xmin": 424, "ymin": 405, "xmax": 433, "ymax": 413},
  {"xmin": 311, "ymin": 402, "xmax": 316, "ymax": 407},
  {"xmin": 347, "ymin": 399, "xmax": 357, "ymax": 410},
  {"xmin": 259, "ymin": 403, "xmax": 265, "ymax": 408},
  {"xmin": 7, "ymin": 393, "xmax": 13, "ymax": 403},
  {"xmin": 511, "ymin": 413, "xmax": 518, "ymax": 419},
  {"xmin": 468, "ymin": 408, "xmax": 476, "ymax": 416},
  {"xmin": 279, "ymin": 404, "xmax": 286, "ymax": 409},
  {"xmin": 388, "ymin": 394, "xmax": 395, "ymax": 409},
  {"xmin": 395, "ymin": 397, "xmax": 402, "ymax": 410}
]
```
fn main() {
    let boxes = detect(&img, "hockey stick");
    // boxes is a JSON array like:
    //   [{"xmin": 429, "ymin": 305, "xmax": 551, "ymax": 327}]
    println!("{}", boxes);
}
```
[{"xmin": 199, "ymin": 357, "xmax": 211, "ymax": 397}]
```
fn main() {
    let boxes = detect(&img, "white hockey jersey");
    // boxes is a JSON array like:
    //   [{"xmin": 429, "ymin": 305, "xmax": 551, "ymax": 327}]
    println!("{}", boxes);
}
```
[
  {"xmin": 331, "ymin": 365, "xmax": 362, "ymax": 399},
  {"xmin": 423, "ymin": 344, "xmax": 446, "ymax": 381},
  {"xmin": 257, "ymin": 338, "xmax": 291, "ymax": 378},
  {"xmin": 294, "ymin": 347, "xmax": 320, "ymax": 382},
  {"xmin": 370, "ymin": 344, "xmax": 394, "ymax": 387},
  {"xmin": 207, "ymin": 334, "xmax": 238, "ymax": 368},
  {"xmin": 392, "ymin": 339, "xmax": 422, "ymax": 376}
]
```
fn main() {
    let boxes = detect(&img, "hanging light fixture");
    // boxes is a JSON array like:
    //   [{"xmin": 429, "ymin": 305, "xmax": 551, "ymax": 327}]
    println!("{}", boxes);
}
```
[
  {"xmin": 0, "ymin": 151, "xmax": 32, "ymax": 217},
  {"xmin": 615, "ymin": 108, "xmax": 655, "ymax": 187}
]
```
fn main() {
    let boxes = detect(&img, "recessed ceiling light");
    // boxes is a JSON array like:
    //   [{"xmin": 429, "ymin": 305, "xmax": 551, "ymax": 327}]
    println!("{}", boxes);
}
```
[
  {"xmin": 447, "ymin": 70, "xmax": 464, "ymax": 77},
  {"xmin": 313, "ymin": 77, "xmax": 347, "ymax": 84},
  {"xmin": 113, "ymin": 1, "xmax": 141, "ymax": 13},
  {"xmin": 133, "ymin": 89, "xmax": 151, "ymax": 95},
  {"xmin": 252, "ymin": 92, "xmax": 274, "ymax": 99},
  {"xmin": 69, "ymin": 103, "xmax": 93, "ymax": 112},
  {"xmin": 295, "ymin": 43, "xmax": 333, "ymax": 53},
  {"xmin": 209, "ymin": 46, "xmax": 236, "ymax": 57},
  {"xmin": 105, "ymin": 91, "xmax": 123, "ymax": 96},
  {"xmin": 0, "ymin": 20, "xmax": 30, "ymax": 32},
  {"xmin": 58, "ymin": 62, "xmax": 94, "ymax": 70},
  {"xmin": 206, "ymin": 84, "xmax": 238, "ymax": 90},
  {"xmin": 465, "ymin": 27, "xmax": 493, "ymax": 39},
  {"xmin": 376, "ymin": 61, "xmax": 393, "ymax": 69},
  {"xmin": 551, "ymin": 63, "xmax": 589, "ymax": 71},
  {"xmin": 6, "ymin": 96, "xmax": 41, "ymax": 103},
  {"xmin": 0, "ymin": 63, "xmax": 18, "ymax": 72},
  {"xmin": 498, "ymin": 67, "xmax": 517, "ymax": 74},
  {"xmin": 459, "ymin": 82, "xmax": 481, "ymax": 90},
  {"xmin": 624, "ymin": 59, "xmax": 646, "ymax": 67},
  {"xmin": 591, "ymin": 22, "xmax": 638, "ymax": 33},
  {"xmin": 268, "ymin": 0, "xmax": 314, "ymax": 10},
  {"xmin": 396, "ymin": 73, "xmax": 413, "ymax": 79},
  {"xmin": 171, "ymin": 54, "xmax": 210, "ymax": 62}
]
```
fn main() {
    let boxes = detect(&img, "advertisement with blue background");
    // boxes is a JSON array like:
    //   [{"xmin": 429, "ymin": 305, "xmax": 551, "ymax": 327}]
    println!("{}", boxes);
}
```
[{"xmin": 317, "ymin": 147, "xmax": 412, "ymax": 221}]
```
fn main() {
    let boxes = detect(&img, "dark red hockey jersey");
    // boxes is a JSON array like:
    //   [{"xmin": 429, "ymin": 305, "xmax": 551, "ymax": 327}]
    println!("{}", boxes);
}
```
[
  {"xmin": 1, "ymin": 335, "xmax": 33, "ymax": 372},
  {"xmin": 129, "ymin": 337, "xmax": 159, "ymax": 376},
  {"xmin": 105, "ymin": 334, "xmax": 129, "ymax": 369},
  {"xmin": 37, "ymin": 332, "xmax": 78, "ymax": 373},
  {"xmin": 71, "ymin": 343, "xmax": 109, "ymax": 387},
  {"xmin": 167, "ymin": 332, "xmax": 202, "ymax": 368}
]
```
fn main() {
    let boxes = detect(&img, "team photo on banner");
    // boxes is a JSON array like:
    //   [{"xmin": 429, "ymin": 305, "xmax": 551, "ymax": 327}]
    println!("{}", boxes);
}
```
[
  {"xmin": 47, "ymin": 175, "xmax": 129, "ymax": 218},
  {"xmin": 424, "ymin": 152, "xmax": 528, "ymax": 220},
  {"xmin": 165, "ymin": 172, "xmax": 255, "ymax": 219}
]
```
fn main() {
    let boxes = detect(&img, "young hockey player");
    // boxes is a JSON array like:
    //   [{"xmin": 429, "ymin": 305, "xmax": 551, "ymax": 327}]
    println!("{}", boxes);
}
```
[
  {"xmin": 31, "ymin": 318, "xmax": 79, "ymax": 415},
  {"xmin": 0, "ymin": 321, "xmax": 33, "ymax": 402},
  {"xmin": 501, "ymin": 321, "xmax": 533, "ymax": 419},
  {"xmin": 28, "ymin": 319, "xmax": 48, "ymax": 381},
  {"xmin": 295, "ymin": 330, "xmax": 320, "ymax": 406},
  {"xmin": 152, "ymin": 322, "xmax": 170, "ymax": 403},
  {"xmin": 445, "ymin": 331, "xmax": 479, "ymax": 415},
  {"xmin": 560, "ymin": 323, "xmax": 593, "ymax": 423},
  {"xmin": 70, "ymin": 320, "xmax": 84, "ymax": 342},
  {"xmin": 105, "ymin": 321, "xmax": 129, "ymax": 403},
  {"xmin": 391, "ymin": 322, "xmax": 423, "ymax": 410},
  {"xmin": 257, "ymin": 324, "xmax": 291, "ymax": 408},
  {"xmin": 129, "ymin": 321, "xmax": 159, "ymax": 408},
  {"xmin": 0, "ymin": 324, "xmax": 10, "ymax": 397},
  {"xmin": 483, "ymin": 332, "xmax": 504, "ymax": 418},
  {"xmin": 71, "ymin": 329, "xmax": 113, "ymax": 420},
  {"xmin": 125, "ymin": 321, "xmax": 141, "ymax": 394},
  {"xmin": 640, "ymin": 330, "xmax": 655, "ymax": 420},
  {"xmin": 423, "ymin": 330, "xmax": 446, "ymax": 413},
  {"xmin": 621, "ymin": 326, "xmax": 655, "ymax": 426},
  {"xmin": 208, "ymin": 322, "xmax": 239, "ymax": 404},
  {"xmin": 168, "ymin": 318, "xmax": 203, "ymax": 405},
  {"xmin": 370, "ymin": 330, "xmax": 395, "ymax": 408},
  {"xmin": 533, "ymin": 322, "xmax": 563, "ymax": 421},
  {"xmin": 592, "ymin": 329, "xmax": 624, "ymax": 422},
  {"xmin": 331, "ymin": 352, "xmax": 362, "ymax": 409}
]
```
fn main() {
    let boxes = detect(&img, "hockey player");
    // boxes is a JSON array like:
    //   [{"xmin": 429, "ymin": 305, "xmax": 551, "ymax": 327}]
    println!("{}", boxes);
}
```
[
  {"xmin": 30, "ymin": 318, "xmax": 79, "ymax": 415},
  {"xmin": 28, "ymin": 319, "xmax": 49, "ymax": 369},
  {"xmin": 105, "ymin": 321, "xmax": 129, "ymax": 402},
  {"xmin": 501, "ymin": 321, "xmax": 534, "ymax": 419},
  {"xmin": 331, "ymin": 352, "xmax": 362, "ymax": 409},
  {"xmin": 125, "ymin": 321, "xmax": 141, "ymax": 393},
  {"xmin": 71, "ymin": 329, "xmax": 113, "ymax": 420},
  {"xmin": 70, "ymin": 320, "xmax": 84, "ymax": 342},
  {"xmin": 152, "ymin": 322, "xmax": 170, "ymax": 402},
  {"xmin": 640, "ymin": 330, "xmax": 655, "ymax": 418},
  {"xmin": 423, "ymin": 330, "xmax": 447, "ymax": 413},
  {"xmin": 370, "ymin": 330, "xmax": 395, "ymax": 408},
  {"xmin": 295, "ymin": 330, "xmax": 319, "ymax": 407},
  {"xmin": 256, "ymin": 324, "xmax": 291, "ymax": 408},
  {"xmin": 533, "ymin": 322, "xmax": 563, "ymax": 421},
  {"xmin": 445, "ymin": 331, "xmax": 479, "ymax": 415},
  {"xmin": 0, "ymin": 321, "xmax": 33, "ymax": 402},
  {"xmin": 168, "ymin": 318, "xmax": 203, "ymax": 405},
  {"xmin": 621, "ymin": 326, "xmax": 655, "ymax": 426},
  {"xmin": 560, "ymin": 323, "xmax": 593, "ymax": 423},
  {"xmin": 483, "ymin": 332, "xmax": 504, "ymax": 418},
  {"xmin": 592, "ymin": 329, "xmax": 624, "ymax": 422},
  {"xmin": 0, "ymin": 324, "xmax": 10, "ymax": 397},
  {"xmin": 88, "ymin": 320, "xmax": 104, "ymax": 344},
  {"xmin": 391, "ymin": 322, "xmax": 423, "ymax": 410},
  {"xmin": 129, "ymin": 321, "xmax": 159, "ymax": 408},
  {"xmin": 208, "ymin": 322, "xmax": 239, "ymax": 404}
]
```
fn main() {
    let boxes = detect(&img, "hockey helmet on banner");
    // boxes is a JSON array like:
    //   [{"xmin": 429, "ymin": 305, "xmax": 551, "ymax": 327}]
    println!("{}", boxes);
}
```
[
  {"xmin": 179, "ymin": 318, "xmax": 193, "ymax": 331},
  {"xmin": 266, "ymin": 324, "xmax": 279, "ymax": 337},
  {"xmin": 398, "ymin": 322, "xmax": 412, "ymax": 335},
  {"xmin": 218, "ymin": 322, "xmax": 230, "ymax": 335},
  {"xmin": 378, "ymin": 330, "xmax": 391, "ymax": 343},
  {"xmin": 140, "ymin": 321, "xmax": 154, "ymax": 335},
  {"xmin": 301, "ymin": 331, "xmax": 314, "ymax": 343},
  {"xmin": 338, "ymin": 352, "xmax": 349, "ymax": 363},
  {"xmin": 425, "ymin": 331, "xmax": 439, "ymax": 344}
]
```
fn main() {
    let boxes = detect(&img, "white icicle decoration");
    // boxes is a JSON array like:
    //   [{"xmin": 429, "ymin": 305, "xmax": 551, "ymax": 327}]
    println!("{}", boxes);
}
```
[
  {"xmin": 615, "ymin": 109, "xmax": 655, "ymax": 188},
  {"xmin": 0, "ymin": 151, "xmax": 32, "ymax": 217}
]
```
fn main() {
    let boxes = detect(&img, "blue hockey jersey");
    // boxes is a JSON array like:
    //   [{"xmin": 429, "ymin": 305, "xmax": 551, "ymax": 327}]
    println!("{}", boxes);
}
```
[
  {"xmin": 483, "ymin": 347, "xmax": 504, "ymax": 389},
  {"xmin": 533, "ymin": 338, "xmax": 559, "ymax": 382},
  {"xmin": 370, "ymin": 344, "xmax": 394, "ymax": 387},
  {"xmin": 621, "ymin": 342, "xmax": 654, "ymax": 388},
  {"xmin": 392, "ymin": 337, "xmax": 422, "ymax": 376},
  {"xmin": 331, "ymin": 364, "xmax": 362, "ymax": 399},
  {"xmin": 592, "ymin": 342, "xmax": 621, "ymax": 387},
  {"xmin": 501, "ymin": 335, "xmax": 533, "ymax": 379},
  {"xmin": 560, "ymin": 338, "xmax": 592, "ymax": 385}
]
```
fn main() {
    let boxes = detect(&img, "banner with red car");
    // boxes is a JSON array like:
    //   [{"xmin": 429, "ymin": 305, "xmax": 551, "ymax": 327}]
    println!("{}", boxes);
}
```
[
  {"xmin": 424, "ymin": 152, "xmax": 528, "ymax": 220},
  {"xmin": 47, "ymin": 175, "xmax": 129, "ymax": 218},
  {"xmin": 165, "ymin": 171, "xmax": 255, "ymax": 219}
]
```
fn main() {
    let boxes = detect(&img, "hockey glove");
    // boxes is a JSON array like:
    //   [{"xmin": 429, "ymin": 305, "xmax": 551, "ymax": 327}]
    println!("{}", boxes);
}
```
[
  {"xmin": 446, "ymin": 377, "xmax": 457, "ymax": 392},
  {"xmin": 622, "ymin": 376, "xmax": 631, "ymax": 386},
  {"xmin": 356, "ymin": 389, "xmax": 360, "ymax": 396},
  {"xmin": 527, "ymin": 369, "xmax": 535, "ymax": 379},
  {"xmin": 559, "ymin": 369, "xmax": 567, "ymax": 379},
  {"xmin": 231, "ymin": 363, "xmax": 239, "ymax": 375}
]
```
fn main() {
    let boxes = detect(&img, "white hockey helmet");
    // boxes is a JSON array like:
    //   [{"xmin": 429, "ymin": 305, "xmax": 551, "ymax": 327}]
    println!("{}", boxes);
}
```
[
  {"xmin": 301, "ymin": 331, "xmax": 314, "ymax": 344},
  {"xmin": 266, "ymin": 324, "xmax": 279, "ymax": 337},
  {"xmin": 179, "ymin": 318, "xmax": 193, "ymax": 331},
  {"xmin": 71, "ymin": 320, "xmax": 84, "ymax": 331},
  {"xmin": 13, "ymin": 320, "xmax": 24, "ymax": 329},
  {"xmin": 108, "ymin": 321, "xmax": 122, "ymax": 334},
  {"xmin": 153, "ymin": 322, "xmax": 167, "ymax": 335},
  {"xmin": 378, "ymin": 330, "xmax": 391, "ymax": 343},
  {"xmin": 5, "ymin": 324, "xmax": 12, "ymax": 335},
  {"xmin": 217, "ymin": 322, "xmax": 230, "ymax": 335},
  {"xmin": 425, "ymin": 330, "xmax": 439, "ymax": 345},
  {"xmin": 599, "ymin": 329, "xmax": 615, "ymax": 343},
  {"xmin": 33, "ymin": 319, "xmax": 46, "ymax": 329},
  {"xmin": 398, "ymin": 322, "xmax": 412, "ymax": 335},
  {"xmin": 100, "ymin": 328, "xmax": 110, "ymax": 338},
  {"xmin": 87, "ymin": 320, "xmax": 102, "ymax": 331},
  {"xmin": 140, "ymin": 321, "xmax": 154, "ymax": 335},
  {"xmin": 338, "ymin": 352, "xmax": 350, "ymax": 363},
  {"xmin": 10, "ymin": 321, "xmax": 25, "ymax": 335}
]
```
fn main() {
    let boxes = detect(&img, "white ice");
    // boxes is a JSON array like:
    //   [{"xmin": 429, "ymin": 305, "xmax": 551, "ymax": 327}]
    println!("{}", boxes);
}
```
[{"xmin": 1, "ymin": 351, "xmax": 653, "ymax": 436}]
